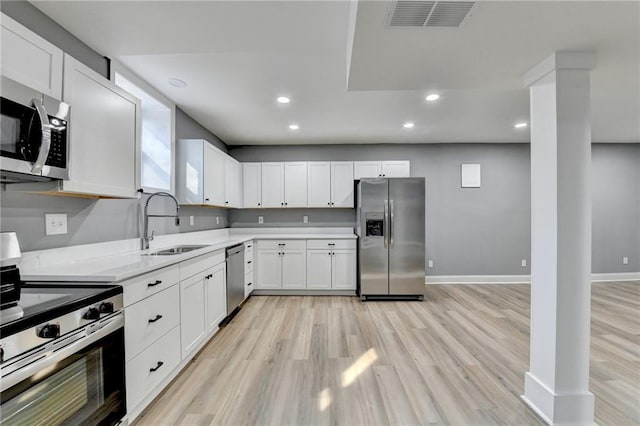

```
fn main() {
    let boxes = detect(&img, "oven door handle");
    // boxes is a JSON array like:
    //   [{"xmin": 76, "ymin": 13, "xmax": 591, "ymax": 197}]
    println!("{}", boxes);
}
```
[
  {"xmin": 30, "ymin": 98, "xmax": 52, "ymax": 175},
  {"xmin": 0, "ymin": 312, "xmax": 124, "ymax": 392}
]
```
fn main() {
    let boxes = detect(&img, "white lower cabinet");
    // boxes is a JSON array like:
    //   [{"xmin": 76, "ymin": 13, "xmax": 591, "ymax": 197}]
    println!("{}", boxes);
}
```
[
  {"xmin": 180, "ymin": 273, "xmax": 207, "ymax": 359},
  {"xmin": 126, "ymin": 326, "xmax": 181, "ymax": 412},
  {"xmin": 306, "ymin": 250, "xmax": 332, "ymax": 289},
  {"xmin": 256, "ymin": 239, "xmax": 354, "ymax": 291},
  {"xmin": 331, "ymin": 250, "xmax": 357, "ymax": 290},
  {"xmin": 206, "ymin": 262, "xmax": 227, "ymax": 333}
]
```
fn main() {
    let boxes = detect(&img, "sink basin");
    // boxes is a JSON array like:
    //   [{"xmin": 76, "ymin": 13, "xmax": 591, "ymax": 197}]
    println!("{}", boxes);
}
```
[{"xmin": 145, "ymin": 245, "xmax": 209, "ymax": 256}]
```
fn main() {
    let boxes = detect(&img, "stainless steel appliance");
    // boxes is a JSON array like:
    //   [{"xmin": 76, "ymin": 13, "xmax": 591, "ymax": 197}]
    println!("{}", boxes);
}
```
[
  {"xmin": 225, "ymin": 244, "xmax": 245, "ymax": 321},
  {"xmin": 0, "ymin": 76, "xmax": 69, "ymax": 183},
  {"xmin": 0, "ymin": 235, "xmax": 126, "ymax": 425},
  {"xmin": 357, "ymin": 178, "xmax": 425, "ymax": 300}
]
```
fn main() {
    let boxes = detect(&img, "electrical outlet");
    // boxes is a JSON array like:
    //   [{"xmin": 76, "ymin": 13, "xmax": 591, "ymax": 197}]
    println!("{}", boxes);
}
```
[
  {"xmin": 45, "ymin": 213, "xmax": 67, "ymax": 236},
  {"xmin": 521, "ymin": 259, "xmax": 527, "ymax": 267},
  {"xmin": 303, "ymin": 215, "xmax": 308, "ymax": 223},
  {"xmin": 216, "ymin": 216, "xmax": 220, "ymax": 225},
  {"xmin": 189, "ymin": 216, "xmax": 194, "ymax": 226},
  {"xmin": 428, "ymin": 260, "xmax": 433, "ymax": 268},
  {"xmin": 623, "ymin": 256, "xmax": 629, "ymax": 265},
  {"xmin": 258, "ymin": 216, "xmax": 264, "ymax": 224}
]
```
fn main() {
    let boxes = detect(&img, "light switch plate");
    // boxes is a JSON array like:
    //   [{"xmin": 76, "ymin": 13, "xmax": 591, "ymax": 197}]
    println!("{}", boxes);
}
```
[
  {"xmin": 258, "ymin": 216, "xmax": 264, "ymax": 224},
  {"xmin": 45, "ymin": 213, "xmax": 68, "ymax": 235},
  {"xmin": 623, "ymin": 256, "xmax": 629, "ymax": 265},
  {"xmin": 216, "ymin": 216, "xmax": 220, "ymax": 225},
  {"xmin": 521, "ymin": 259, "xmax": 527, "ymax": 267},
  {"xmin": 303, "ymin": 216, "xmax": 308, "ymax": 223},
  {"xmin": 190, "ymin": 216, "xmax": 194, "ymax": 226},
  {"xmin": 428, "ymin": 260, "xmax": 433, "ymax": 268}
]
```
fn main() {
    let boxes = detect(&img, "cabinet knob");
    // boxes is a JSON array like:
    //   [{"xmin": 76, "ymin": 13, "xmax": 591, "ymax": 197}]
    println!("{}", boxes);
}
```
[
  {"xmin": 285, "ymin": 202, "xmax": 288, "ymax": 206},
  {"xmin": 205, "ymin": 198, "xmax": 210, "ymax": 201},
  {"xmin": 258, "ymin": 203, "xmax": 261, "ymax": 206},
  {"xmin": 225, "ymin": 201, "xmax": 229, "ymax": 204}
]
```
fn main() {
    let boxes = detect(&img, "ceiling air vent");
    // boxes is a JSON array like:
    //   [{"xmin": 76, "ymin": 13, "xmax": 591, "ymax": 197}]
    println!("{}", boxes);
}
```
[{"xmin": 386, "ymin": 1, "xmax": 474, "ymax": 28}]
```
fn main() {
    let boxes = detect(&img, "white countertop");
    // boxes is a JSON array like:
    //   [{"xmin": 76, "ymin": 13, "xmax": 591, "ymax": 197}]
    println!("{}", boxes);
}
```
[{"xmin": 19, "ymin": 228, "xmax": 356, "ymax": 283}]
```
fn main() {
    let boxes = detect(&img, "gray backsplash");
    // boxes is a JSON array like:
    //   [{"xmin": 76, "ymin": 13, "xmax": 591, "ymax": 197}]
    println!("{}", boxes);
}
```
[{"xmin": 230, "ymin": 208, "xmax": 356, "ymax": 229}]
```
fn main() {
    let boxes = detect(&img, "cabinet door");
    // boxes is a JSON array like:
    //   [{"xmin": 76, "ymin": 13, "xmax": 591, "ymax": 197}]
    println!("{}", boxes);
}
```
[
  {"xmin": 180, "ymin": 273, "xmax": 207, "ymax": 358},
  {"xmin": 282, "ymin": 249, "xmax": 307, "ymax": 289},
  {"xmin": 354, "ymin": 161, "xmax": 382, "ymax": 179},
  {"xmin": 381, "ymin": 161, "xmax": 410, "ymax": 177},
  {"xmin": 206, "ymin": 263, "xmax": 227, "ymax": 333},
  {"xmin": 257, "ymin": 250, "xmax": 282, "ymax": 289},
  {"xmin": 62, "ymin": 54, "xmax": 139, "ymax": 198},
  {"xmin": 1, "ymin": 13, "xmax": 63, "ymax": 98},
  {"xmin": 224, "ymin": 157, "xmax": 242, "ymax": 207},
  {"xmin": 242, "ymin": 163, "xmax": 262, "ymax": 208},
  {"xmin": 307, "ymin": 162, "xmax": 331, "ymax": 208},
  {"xmin": 332, "ymin": 250, "xmax": 356, "ymax": 290},
  {"xmin": 261, "ymin": 162, "xmax": 284, "ymax": 208},
  {"xmin": 284, "ymin": 162, "xmax": 308, "ymax": 207},
  {"xmin": 331, "ymin": 162, "xmax": 354, "ymax": 208},
  {"xmin": 306, "ymin": 250, "xmax": 332, "ymax": 289},
  {"xmin": 203, "ymin": 144, "xmax": 225, "ymax": 206}
]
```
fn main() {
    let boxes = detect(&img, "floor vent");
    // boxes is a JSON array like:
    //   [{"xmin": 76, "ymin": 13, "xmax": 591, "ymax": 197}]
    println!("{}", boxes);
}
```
[{"xmin": 386, "ymin": 1, "xmax": 474, "ymax": 28}]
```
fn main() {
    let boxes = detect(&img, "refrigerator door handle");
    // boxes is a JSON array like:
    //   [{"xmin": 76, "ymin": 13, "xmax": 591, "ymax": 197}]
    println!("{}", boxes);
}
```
[
  {"xmin": 384, "ymin": 199, "xmax": 389, "ymax": 249},
  {"xmin": 390, "ymin": 199, "xmax": 394, "ymax": 248}
]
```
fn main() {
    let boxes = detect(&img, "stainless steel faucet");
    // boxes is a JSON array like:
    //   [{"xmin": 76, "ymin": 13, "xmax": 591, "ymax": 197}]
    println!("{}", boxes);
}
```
[{"xmin": 141, "ymin": 191, "xmax": 180, "ymax": 250}]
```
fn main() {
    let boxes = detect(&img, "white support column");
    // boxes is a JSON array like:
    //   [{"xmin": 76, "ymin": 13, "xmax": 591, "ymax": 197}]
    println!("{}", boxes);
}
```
[{"xmin": 521, "ymin": 51, "xmax": 597, "ymax": 426}]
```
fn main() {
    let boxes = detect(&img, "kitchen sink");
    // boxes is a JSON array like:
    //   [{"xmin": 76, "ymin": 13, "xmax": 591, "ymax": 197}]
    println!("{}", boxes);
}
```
[{"xmin": 145, "ymin": 245, "xmax": 209, "ymax": 256}]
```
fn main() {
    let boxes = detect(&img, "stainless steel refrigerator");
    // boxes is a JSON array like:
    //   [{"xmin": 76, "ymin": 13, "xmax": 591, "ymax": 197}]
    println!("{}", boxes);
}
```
[{"xmin": 356, "ymin": 178, "xmax": 425, "ymax": 300}]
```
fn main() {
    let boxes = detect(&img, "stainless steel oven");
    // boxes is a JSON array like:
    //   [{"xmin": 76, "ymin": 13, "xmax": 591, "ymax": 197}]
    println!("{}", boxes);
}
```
[
  {"xmin": 0, "ymin": 76, "xmax": 69, "ymax": 183},
  {"xmin": 1, "ymin": 285, "xmax": 126, "ymax": 426}
]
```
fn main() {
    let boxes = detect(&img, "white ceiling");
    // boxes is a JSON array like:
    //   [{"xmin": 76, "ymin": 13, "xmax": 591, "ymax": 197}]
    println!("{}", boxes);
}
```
[{"xmin": 32, "ymin": 1, "xmax": 640, "ymax": 145}]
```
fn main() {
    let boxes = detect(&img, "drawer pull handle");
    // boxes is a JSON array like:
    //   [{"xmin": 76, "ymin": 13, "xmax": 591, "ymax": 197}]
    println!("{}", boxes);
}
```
[
  {"xmin": 150, "ymin": 361, "xmax": 164, "ymax": 372},
  {"xmin": 328, "ymin": 243, "xmax": 336, "ymax": 246},
  {"xmin": 247, "ymin": 245, "xmax": 252, "ymax": 248},
  {"xmin": 247, "ymin": 260, "xmax": 252, "ymax": 264},
  {"xmin": 206, "ymin": 274, "xmax": 213, "ymax": 279},
  {"xmin": 248, "ymin": 282, "xmax": 252, "ymax": 286},
  {"xmin": 148, "ymin": 314, "xmax": 163, "ymax": 323},
  {"xmin": 148, "ymin": 280, "xmax": 162, "ymax": 287}
]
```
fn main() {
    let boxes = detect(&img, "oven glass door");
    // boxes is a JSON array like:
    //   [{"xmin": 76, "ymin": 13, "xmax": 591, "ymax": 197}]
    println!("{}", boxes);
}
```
[
  {"xmin": 0, "ymin": 328, "xmax": 125, "ymax": 426},
  {"xmin": 0, "ymin": 97, "xmax": 42, "ymax": 164}
]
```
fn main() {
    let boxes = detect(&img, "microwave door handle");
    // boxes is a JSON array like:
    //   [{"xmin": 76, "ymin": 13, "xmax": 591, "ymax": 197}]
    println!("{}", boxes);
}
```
[{"xmin": 30, "ymin": 99, "xmax": 51, "ymax": 175}]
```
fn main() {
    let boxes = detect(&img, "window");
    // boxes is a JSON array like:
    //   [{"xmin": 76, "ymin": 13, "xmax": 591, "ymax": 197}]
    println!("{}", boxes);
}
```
[{"xmin": 113, "ymin": 65, "xmax": 175, "ymax": 194}]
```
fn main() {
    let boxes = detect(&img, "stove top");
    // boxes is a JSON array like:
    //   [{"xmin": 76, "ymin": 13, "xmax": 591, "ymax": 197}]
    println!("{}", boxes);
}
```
[{"xmin": 0, "ymin": 284, "xmax": 123, "ymax": 337}]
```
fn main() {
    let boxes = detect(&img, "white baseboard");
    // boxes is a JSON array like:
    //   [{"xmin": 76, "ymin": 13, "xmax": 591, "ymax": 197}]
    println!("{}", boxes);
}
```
[
  {"xmin": 425, "ymin": 275, "xmax": 531, "ymax": 284},
  {"xmin": 591, "ymin": 272, "xmax": 640, "ymax": 282},
  {"xmin": 425, "ymin": 272, "xmax": 640, "ymax": 285}
]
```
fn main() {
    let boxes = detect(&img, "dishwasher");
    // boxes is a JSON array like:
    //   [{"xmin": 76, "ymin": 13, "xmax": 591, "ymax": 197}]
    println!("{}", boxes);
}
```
[{"xmin": 224, "ymin": 243, "xmax": 245, "ymax": 323}]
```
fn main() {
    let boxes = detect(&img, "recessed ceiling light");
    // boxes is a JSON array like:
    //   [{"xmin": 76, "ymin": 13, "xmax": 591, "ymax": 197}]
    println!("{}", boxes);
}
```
[
  {"xmin": 403, "ymin": 122, "xmax": 415, "ymax": 129},
  {"xmin": 425, "ymin": 94, "xmax": 440, "ymax": 102},
  {"xmin": 514, "ymin": 122, "xmax": 528, "ymax": 129},
  {"xmin": 288, "ymin": 124, "xmax": 299, "ymax": 130},
  {"xmin": 277, "ymin": 96, "xmax": 291, "ymax": 104},
  {"xmin": 168, "ymin": 78, "xmax": 187, "ymax": 88}
]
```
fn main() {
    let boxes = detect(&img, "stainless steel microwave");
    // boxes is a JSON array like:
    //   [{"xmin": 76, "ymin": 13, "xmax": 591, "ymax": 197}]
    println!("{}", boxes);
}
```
[{"xmin": 0, "ymin": 76, "xmax": 69, "ymax": 183}]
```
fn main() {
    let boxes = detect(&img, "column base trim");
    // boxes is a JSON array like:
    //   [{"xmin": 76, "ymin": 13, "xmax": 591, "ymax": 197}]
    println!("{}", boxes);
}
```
[
  {"xmin": 425, "ymin": 272, "xmax": 640, "ymax": 285},
  {"xmin": 523, "ymin": 372, "xmax": 595, "ymax": 425}
]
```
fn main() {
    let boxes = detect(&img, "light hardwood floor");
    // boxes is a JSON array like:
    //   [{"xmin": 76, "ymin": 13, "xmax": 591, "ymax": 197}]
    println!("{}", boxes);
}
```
[{"xmin": 136, "ymin": 282, "xmax": 639, "ymax": 425}]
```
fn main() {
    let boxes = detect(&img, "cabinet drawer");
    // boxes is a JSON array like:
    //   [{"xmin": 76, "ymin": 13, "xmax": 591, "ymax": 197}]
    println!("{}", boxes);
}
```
[
  {"xmin": 245, "ymin": 270, "xmax": 254, "ymax": 285},
  {"xmin": 126, "ymin": 326, "xmax": 181, "ymax": 412},
  {"xmin": 180, "ymin": 250, "xmax": 225, "ymax": 281},
  {"xmin": 307, "ymin": 239, "xmax": 356, "ymax": 250},
  {"xmin": 125, "ymin": 285, "xmax": 180, "ymax": 361},
  {"xmin": 244, "ymin": 248, "xmax": 254, "ymax": 262},
  {"xmin": 257, "ymin": 240, "xmax": 306, "ymax": 250},
  {"xmin": 122, "ymin": 265, "xmax": 179, "ymax": 306},
  {"xmin": 245, "ymin": 258, "xmax": 254, "ymax": 275}
]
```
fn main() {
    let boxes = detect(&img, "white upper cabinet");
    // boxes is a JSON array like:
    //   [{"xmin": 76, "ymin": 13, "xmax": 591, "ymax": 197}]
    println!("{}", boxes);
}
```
[
  {"xmin": 353, "ymin": 161, "xmax": 382, "ymax": 179},
  {"xmin": 354, "ymin": 161, "xmax": 410, "ymax": 179},
  {"xmin": 307, "ymin": 162, "xmax": 331, "ymax": 208},
  {"xmin": 242, "ymin": 163, "xmax": 262, "ymax": 208},
  {"xmin": 330, "ymin": 162, "xmax": 354, "ymax": 207},
  {"xmin": 223, "ymin": 156, "xmax": 242, "ymax": 208},
  {"xmin": 203, "ymin": 144, "xmax": 225, "ymax": 206},
  {"xmin": 177, "ymin": 139, "xmax": 239, "ymax": 207},
  {"xmin": 261, "ymin": 162, "xmax": 285, "ymax": 208},
  {"xmin": 381, "ymin": 161, "xmax": 411, "ymax": 177},
  {"xmin": 61, "ymin": 54, "xmax": 139, "ymax": 198},
  {"xmin": 1, "ymin": 13, "xmax": 63, "ymax": 98},
  {"xmin": 284, "ymin": 162, "xmax": 308, "ymax": 207}
]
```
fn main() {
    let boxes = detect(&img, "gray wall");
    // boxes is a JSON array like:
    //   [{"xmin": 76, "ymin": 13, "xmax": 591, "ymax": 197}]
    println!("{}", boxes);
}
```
[
  {"xmin": 0, "ymin": 0, "xmax": 230, "ymax": 252},
  {"xmin": 592, "ymin": 144, "xmax": 640, "ymax": 273},
  {"xmin": 230, "ymin": 143, "xmax": 640, "ymax": 275}
]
